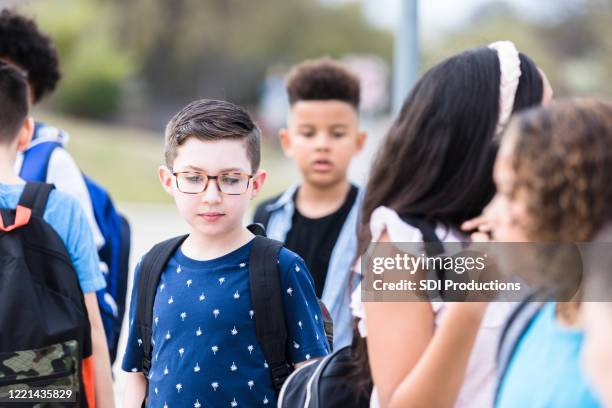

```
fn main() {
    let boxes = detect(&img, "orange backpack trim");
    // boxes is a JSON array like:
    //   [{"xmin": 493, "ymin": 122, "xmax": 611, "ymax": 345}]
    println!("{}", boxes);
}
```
[
  {"xmin": 0, "ymin": 205, "xmax": 31, "ymax": 231},
  {"xmin": 82, "ymin": 355, "xmax": 96, "ymax": 408}
]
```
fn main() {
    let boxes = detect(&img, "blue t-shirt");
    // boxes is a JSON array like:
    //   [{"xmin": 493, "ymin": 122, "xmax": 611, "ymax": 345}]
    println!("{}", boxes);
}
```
[
  {"xmin": 496, "ymin": 302, "xmax": 601, "ymax": 408},
  {"xmin": 0, "ymin": 183, "xmax": 105, "ymax": 293},
  {"xmin": 122, "ymin": 238, "xmax": 330, "ymax": 407}
]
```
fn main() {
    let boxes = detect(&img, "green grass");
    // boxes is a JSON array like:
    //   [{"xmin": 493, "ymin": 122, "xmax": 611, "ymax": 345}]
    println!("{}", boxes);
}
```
[{"xmin": 33, "ymin": 110, "xmax": 298, "ymax": 205}]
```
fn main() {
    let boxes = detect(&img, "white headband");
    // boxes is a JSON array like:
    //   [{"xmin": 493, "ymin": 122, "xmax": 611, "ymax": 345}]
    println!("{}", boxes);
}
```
[{"xmin": 489, "ymin": 41, "xmax": 522, "ymax": 135}]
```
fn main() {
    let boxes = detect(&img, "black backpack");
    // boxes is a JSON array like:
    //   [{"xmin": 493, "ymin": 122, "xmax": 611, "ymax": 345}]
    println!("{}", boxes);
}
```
[
  {"xmin": 277, "ymin": 215, "xmax": 445, "ymax": 408},
  {"xmin": 277, "ymin": 342, "xmax": 372, "ymax": 408},
  {"xmin": 134, "ymin": 224, "xmax": 334, "ymax": 399},
  {"xmin": 0, "ymin": 182, "xmax": 94, "ymax": 407}
]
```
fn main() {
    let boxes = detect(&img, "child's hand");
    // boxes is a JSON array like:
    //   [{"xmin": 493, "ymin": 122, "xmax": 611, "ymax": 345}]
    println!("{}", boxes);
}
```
[{"xmin": 461, "ymin": 215, "xmax": 492, "ymax": 242}]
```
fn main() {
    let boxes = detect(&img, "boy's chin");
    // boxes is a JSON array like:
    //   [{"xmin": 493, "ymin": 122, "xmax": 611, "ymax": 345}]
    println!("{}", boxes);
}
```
[
  {"xmin": 189, "ymin": 219, "xmax": 234, "ymax": 238},
  {"xmin": 303, "ymin": 172, "xmax": 346, "ymax": 189}
]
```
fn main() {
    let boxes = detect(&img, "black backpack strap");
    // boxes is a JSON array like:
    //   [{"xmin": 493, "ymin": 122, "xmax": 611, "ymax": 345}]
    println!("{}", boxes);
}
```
[
  {"xmin": 494, "ymin": 290, "xmax": 549, "ymax": 402},
  {"xmin": 136, "ymin": 234, "xmax": 189, "ymax": 379},
  {"xmin": 399, "ymin": 214, "xmax": 445, "ymax": 278},
  {"xmin": 248, "ymin": 235, "xmax": 291, "ymax": 392},
  {"xmin": 247, "ymin": 222, "xmax": 267, "ymax": 237},
  {"xmin": 399, "ymin": 214, "xmax": 444, "ymax": 255},
  {"xmin": 17, "ymin": 182, "xmax": 54, "ymax": 217}
]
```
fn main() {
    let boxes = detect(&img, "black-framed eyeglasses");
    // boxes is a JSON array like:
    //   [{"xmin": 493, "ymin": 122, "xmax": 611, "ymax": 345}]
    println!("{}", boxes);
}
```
[{"xmin": 172, "ymin": 171, "xmax": 254, "ymax": 195}]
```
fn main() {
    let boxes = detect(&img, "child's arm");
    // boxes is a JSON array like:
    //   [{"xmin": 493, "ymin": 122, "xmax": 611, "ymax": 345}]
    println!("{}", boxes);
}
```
[
  {"xmin": 84, "ymin": 292, "xmax": 116, "ymax": 408},
  {"xmin": 123, "ymin": 372, "xmax": 147, "ymax": 408},
  {"xmin": 279, "ymin": 252, "xmax": 331, "ymax": 365},
  {"xmin": 120, "ymin": 262, "xmax": 149, "ymax": 407},
  {"xmin": 387, "ymin": 303, "xmax": 487, "ymax": 408},
  {"xmin": 365, "ymin": 230, "xmax": 488, "ymax": 408}
]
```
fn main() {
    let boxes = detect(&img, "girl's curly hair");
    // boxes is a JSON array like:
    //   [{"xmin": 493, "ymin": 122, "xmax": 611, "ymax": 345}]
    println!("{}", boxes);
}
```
[
  {"xmin": 0, "ymin": 9, "xmax": 61, "ymax": 103},
  {"xmin": 506, "ymin": 98, "xmax": 612, "ymax": 241}
]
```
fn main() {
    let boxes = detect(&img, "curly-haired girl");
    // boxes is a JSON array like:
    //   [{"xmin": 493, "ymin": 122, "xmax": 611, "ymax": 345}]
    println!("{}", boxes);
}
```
[{"xmin": 488, "ymin": 98, "xmax": 612, "ymax": 407}]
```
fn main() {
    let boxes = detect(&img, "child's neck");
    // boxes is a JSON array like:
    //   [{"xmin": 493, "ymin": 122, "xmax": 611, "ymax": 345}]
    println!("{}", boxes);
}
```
[
  {"xmin": 0, "ymin": 150, "xmax": 21, "ymax": 184},
  {"xmin": 181, "ymin": 226, "xmax": 253, "ymax": 261},
  {"xmin": 296, "ymin": 179, "xmax": 351, "ymax": 218},
  {"xmin": 555, "ymin": 300, "xmax": 582, "ymax": 328}
]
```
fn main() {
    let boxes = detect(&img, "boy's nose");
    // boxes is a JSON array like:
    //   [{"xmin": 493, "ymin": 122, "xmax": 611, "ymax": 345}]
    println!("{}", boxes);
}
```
[
  {"xmin": 201, "ymin": 179, "xmax": 222, "ymax": 204},
  {"xmin": 314, "ymin": 133, "xmax": 331, "ymax": 150}
]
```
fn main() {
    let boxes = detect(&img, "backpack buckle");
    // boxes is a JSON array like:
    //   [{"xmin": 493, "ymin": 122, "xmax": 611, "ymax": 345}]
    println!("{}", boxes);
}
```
[{"xmin": 142, "ymin": 356, "xmax": 152, "ymax": 376}]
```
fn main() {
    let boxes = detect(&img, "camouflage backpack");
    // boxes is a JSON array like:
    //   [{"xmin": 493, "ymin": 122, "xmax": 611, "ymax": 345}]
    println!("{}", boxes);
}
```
[{"xmin": 0, "ymin": 183, "xmax": 95, "ymax": 407}]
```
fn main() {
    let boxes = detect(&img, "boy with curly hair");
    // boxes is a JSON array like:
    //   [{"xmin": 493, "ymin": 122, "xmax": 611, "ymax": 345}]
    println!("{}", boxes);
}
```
[
  {"xmin": 254, "ymin": 58, "xmax": 367, "ymax": 349},
  {"xmin": 0, "ymin": 9, "xmax": 104, "ymax": 248}
]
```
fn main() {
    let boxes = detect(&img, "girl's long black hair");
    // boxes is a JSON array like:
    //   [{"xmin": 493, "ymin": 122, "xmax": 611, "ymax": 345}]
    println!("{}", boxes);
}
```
[{"xmin": 349, "ymin": 46, "xmax": 544, "ymax": 393}]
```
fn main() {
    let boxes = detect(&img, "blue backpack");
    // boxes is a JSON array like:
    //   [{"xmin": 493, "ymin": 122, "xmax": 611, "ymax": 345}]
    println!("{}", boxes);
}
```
[{"xmin": 19, "ymin": 122, "xmax": 131, "ymax": 363}]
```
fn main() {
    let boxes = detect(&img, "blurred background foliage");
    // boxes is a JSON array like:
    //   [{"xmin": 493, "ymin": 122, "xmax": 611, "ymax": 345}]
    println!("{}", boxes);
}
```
[
  {"xmin": 25, "ymin": 0, "xmax": 135, "ymax": 118},
  {"xmin": 2, "ymin": 0, "xmax": 609, "ymax": 203},
  {"xmin": 25, "ymin": 0, "xmax": 612, "ymax": 124},
  {"xmin": 423, "ymin": 0, "xmax": 612, "ymax": 98},
  {"xmin": 25, "ymin": 0, "xmax": 393, "ymax": 126}
]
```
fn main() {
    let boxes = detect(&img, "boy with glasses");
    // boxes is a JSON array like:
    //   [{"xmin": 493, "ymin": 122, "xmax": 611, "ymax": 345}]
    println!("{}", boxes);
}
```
[{"xmin": 121, "ymin": 99, "xmax": 329, "ymax": 407}]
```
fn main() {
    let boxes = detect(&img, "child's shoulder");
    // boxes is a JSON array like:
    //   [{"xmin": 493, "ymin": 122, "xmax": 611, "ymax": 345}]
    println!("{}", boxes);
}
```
[
  {"xmin": 278, "ymin": 246, "xmax": 302, "ymax": 264},
  {"xmin": 253, "ymin": 192, "xmax": 285, "ymax": 224},
  {"xmin": 0, "ymin": 183, "xmax": 85, "ymax": 226},
  {"xmin": 253, "ymin": 184, "xmax": 301, "ymax": 218},
  {"xmin": 255, "ymin": 193, "xmax": 283, "ymax": 210},
  {"xmin": 43, "ymin": 188, "xmax": 85, "ymax": 222},
  {"xmin": 276, "ymin": 246, "xmax": 309, "ymax": 278}
]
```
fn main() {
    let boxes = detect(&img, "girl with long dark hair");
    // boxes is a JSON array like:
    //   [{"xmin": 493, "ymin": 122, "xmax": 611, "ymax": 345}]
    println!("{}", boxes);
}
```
[{"xmin": 350, "ymin": 41, "xmax": 552, "ymax": 408}]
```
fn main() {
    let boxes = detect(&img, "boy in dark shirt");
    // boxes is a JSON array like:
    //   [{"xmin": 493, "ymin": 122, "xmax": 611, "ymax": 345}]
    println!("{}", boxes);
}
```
[
  {"xmin": 122, "ymin": 99, "xmax": 329, "ymax": 407},
  {"xmin": 254, "ymin": 58, "xmax": 367, "ymax": 349}
]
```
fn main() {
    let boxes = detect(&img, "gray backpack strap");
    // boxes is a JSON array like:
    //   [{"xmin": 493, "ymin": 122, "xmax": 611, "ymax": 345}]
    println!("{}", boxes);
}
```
[{"xmin": 494, "ymin": 290, "xmax": 549, "ymax": 402}]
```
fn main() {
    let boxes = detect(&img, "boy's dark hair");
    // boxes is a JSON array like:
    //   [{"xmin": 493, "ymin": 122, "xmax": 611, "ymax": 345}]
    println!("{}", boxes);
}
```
[
  {"xmin": 0, "ymin": 9, "xmax": 61, "ymax": 103},
  {"xmin": 286, "ymin": 58, "xmax": 360, "ymax": 109},
  {"xmin": 164, "ymin": 99, "xmax": 261, "ymax": 171},
  {"xmin": 0, "ymin": 61, "xmax": 29, "ymax": 144}
]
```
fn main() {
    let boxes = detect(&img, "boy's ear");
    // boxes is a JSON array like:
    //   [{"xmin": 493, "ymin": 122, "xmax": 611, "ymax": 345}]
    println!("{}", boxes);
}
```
[
  {"xmin": 15, "ymin": 117, "xmax": 34, "ymax": 152},
  {"xmin": 251, "ymin": 170, "xmax": 268, "ymax": 198},
  {"xmin": 355, "ymin": 130, "xmax": 367, "ymax": 153},
  {"xmin": 158, "ymin": 165, "xmax": 175, "ymax": 195},
  {"xmin": 250, "ymin": 170, "xmax": 267, "ymax": 199},
  {"xmin": 278, "ymin": 128, "xmax": 293, "ymax": 158}
]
